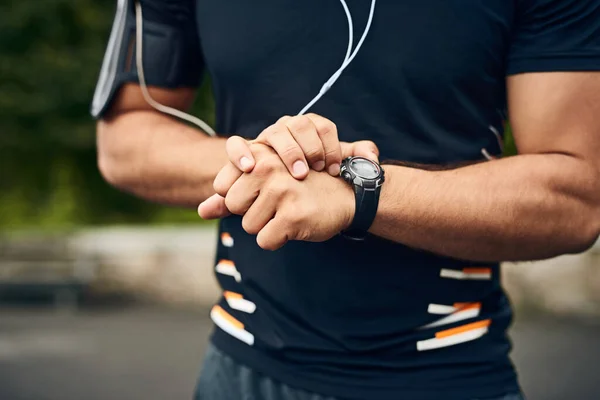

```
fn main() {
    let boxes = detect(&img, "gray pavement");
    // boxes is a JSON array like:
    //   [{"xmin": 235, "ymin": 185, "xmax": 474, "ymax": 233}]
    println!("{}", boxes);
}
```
[{"xmin": 0, "ymin": 306, "xmax": 598, "ymax": 400}]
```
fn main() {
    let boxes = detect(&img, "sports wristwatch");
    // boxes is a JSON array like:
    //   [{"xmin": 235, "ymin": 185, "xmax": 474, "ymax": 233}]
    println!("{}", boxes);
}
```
[{"xmin": 339, "ymin": 156, "xmax": 385, "ymax": 240}]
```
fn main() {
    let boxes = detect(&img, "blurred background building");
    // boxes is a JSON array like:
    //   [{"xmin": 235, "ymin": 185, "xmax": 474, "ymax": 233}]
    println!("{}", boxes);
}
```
[{"xmin": 1, "ymin": 1, "xmax": 599, "ymax": 400}]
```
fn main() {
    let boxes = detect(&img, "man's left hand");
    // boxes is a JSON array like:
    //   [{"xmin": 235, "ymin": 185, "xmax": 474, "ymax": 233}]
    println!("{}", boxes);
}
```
[{"xmin": 198, "ymin": 143, "xmax": 355, "ymax": 250}]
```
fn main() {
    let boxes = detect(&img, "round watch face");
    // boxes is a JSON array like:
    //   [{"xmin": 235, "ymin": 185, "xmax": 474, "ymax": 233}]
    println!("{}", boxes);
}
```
[{"xmin": 349, "ymin": 157, "xmax": 380, "ymax": 179}]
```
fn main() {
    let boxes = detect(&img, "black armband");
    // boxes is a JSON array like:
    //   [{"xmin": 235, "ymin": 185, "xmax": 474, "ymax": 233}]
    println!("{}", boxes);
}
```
[{"xmin": 90, "ymin": 0, "xmax": 205, "ymax": 118}]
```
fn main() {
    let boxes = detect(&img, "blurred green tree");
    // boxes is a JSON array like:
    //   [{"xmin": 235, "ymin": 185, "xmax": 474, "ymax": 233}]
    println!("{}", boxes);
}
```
[{"xmin": 0, "ymin": 0, "xmax": 215, "ymax": 230}]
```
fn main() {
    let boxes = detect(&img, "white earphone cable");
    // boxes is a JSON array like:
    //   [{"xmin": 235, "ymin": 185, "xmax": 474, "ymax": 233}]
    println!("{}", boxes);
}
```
[
  {"xmin": 298, "ymin": 0, "xmax": 377, "ymax": 116},
  {"xmin": 134, "ymin": 0, "xmax": 376, "ymax": 133},
  {"xmin": 134, "ymin": 1, "xmax": 216, "ymax": 136},
  {"xmin": 339, "ymin": 0, "xmax": 354, "ymax": 65}
]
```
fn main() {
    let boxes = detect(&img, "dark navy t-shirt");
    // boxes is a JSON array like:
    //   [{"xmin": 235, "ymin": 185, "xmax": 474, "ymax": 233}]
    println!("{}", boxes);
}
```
[{"xmin": 138, "ymin": 1, "xmax": 600, "ymax": 399}]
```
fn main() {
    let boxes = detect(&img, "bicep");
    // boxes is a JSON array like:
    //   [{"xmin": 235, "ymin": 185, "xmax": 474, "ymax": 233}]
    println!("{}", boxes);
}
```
[
  {"xmin": 101, "ymin": 83, "xmax": 197, "ymax": 119},
  {"xmin": 97, "ymin": 84, "xmax": 198, "ymax": 154},
  {"xmin": 507, "ymin": 71, "xmax": 600, "ymax": 167},
  {"xmin": 97, "ymin": 84, "xmax": 197, "ymax": 151},
  {"xmin": 96, "ymin": 85, "xmax": 200, "ymax": 186},
  {"xmin": 506, "ymin": 0, "xmax": 600, "ymax": 161}
]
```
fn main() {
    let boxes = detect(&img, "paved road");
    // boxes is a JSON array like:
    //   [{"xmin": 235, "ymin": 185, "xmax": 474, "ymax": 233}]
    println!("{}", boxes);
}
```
[{"xmin": 0, "ymin": 306, "xmax": 598, "ymax": 400}]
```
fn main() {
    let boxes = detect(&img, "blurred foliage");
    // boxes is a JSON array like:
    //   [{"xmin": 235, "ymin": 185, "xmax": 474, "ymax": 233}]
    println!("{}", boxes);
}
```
[
  {"xmin": 503, "ymin": 124, "xmax": 517, "ymax": 156},
  {"xmin": 0, "ymin": 0, "xmax": 214, "ymax": 230},
  {"xmin": 0, "ymin": 0, "xmax": 515, "ymax": 230}
]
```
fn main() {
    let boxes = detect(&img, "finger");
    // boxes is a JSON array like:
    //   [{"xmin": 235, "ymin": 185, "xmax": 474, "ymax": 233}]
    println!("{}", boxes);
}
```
[
  {"xmin": 241, "ymin": 192, "xmax": 277, "ymax": 235},
  {"xmin": 305, "ymin": 114, "xmax": 342, "ymax": 176},
  {"xmin": 341, "ymin": 140, "xmax": 379, "ymax": 162},
  {"xmin": 224, "ymin": 174, "xmax": 260, "ymax": 216},
  {"xmin": 226, "ymin": 136, "xmax": 255, "ymax": 172},
  {"xmin": 256, "ymin": 218, "xmax": 289, "ymax": 251},
  {"xmin": 260, "ymin": 123, "xmax": 309, "ymax": 179},
  {"xmin": 198, "ymin": 194, "xmax": 231, "ymax": 220},
  {"xmin": 283, "ymin": 116, "xmax": 326, "ymax": 171},
  {"xmin": 213, "ymin": 162, "xmax": 243, "ymax": 197},
  {"xmin": 353, "ymin": 140, "xmax": 379, "ymax": 162}
]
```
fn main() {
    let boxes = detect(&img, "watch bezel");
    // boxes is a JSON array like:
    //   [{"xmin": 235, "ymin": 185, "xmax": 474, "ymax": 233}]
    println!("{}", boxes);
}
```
[
  {"xmin": 340, "ymin": 156, "xmax": 385, "ymax": 188},
  {"xmin": 347, "ymin": 157, "xmax": 383, "ymax": 180}
]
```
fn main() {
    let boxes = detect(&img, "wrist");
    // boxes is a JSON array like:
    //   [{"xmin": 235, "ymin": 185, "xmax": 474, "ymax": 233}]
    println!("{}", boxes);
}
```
[
  {"xmin": 339, "ymin": 156, "xmax": 385, "ymax": 239},
  {"xmin": 337, "ymin": 175, "xmax": 356, "ymax": 231},
  {"xmin": 368, "ymin": 165, "xmax": 423, "ymax": 235}
]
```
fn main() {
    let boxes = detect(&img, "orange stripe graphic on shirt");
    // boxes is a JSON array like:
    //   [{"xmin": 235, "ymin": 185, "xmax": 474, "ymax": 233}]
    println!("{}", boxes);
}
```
[
  {"xmin": 218, "ymin": 259, "xmax": 235, "ymax": 267},
  {"xmin": 453, "ymin": 302, "xmax": 481, "ymax": 311},
  {"xmin": 435, "ymin": 319, "xmax": 491, "ymax": 339},
  {"xmin": 224, "ymin": 291, "xmax": 243, "ymax": 300},
  {"xmin": 417, "ymin": 319, "xmax": 490, "ymax": 351},
  {"xmin": 462, "ymin": 268, "xmax": 492, "ymax": 275},
  {"xmin": 212, "ymin": 305, "xmax": 244, "ymax": 330},
  {"xmin": 221, "ymin": 232, "xmax": 234, "ymax": 247}
]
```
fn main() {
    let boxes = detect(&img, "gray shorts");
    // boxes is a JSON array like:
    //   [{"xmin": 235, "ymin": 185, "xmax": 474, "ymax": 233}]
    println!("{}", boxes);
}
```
[{"xmin": 194, "ymin": 344, "xmax": 525, "ymax": 400}]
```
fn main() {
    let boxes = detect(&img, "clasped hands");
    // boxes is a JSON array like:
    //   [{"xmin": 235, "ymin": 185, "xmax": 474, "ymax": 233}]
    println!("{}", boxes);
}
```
[{"xmin": 198, "ymin": 114, "xmax": 379, "ymax": 250}]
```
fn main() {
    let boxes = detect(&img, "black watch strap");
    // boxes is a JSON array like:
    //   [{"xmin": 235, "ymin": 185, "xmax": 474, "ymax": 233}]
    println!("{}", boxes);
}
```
[{"xmin": 342, "ymin": 185, "xmax": 381, "ymax": 240}]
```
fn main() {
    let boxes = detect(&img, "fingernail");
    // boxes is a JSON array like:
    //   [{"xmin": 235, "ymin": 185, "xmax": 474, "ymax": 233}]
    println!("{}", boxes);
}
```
[
  {"xmin": 197, "ymin": 202, "xmax": 206, "ymax": 216},
  {"xmin": 328, "ymin": 163, "xmax": 341, "ymax": 176},
  {"xmin": 314, "ymin": 161, "xmax": 325, "ymax": 171},
  {"xmin": 293, "ymin": 160, "xmax": 308, "ymax": 176},
  {"xmin": 369, "ymin": 152, "xmax": 379, "ymax": 162},
  {"xmin": 240, "ymin": 156, "xmax": 252, "ymax": 171}
]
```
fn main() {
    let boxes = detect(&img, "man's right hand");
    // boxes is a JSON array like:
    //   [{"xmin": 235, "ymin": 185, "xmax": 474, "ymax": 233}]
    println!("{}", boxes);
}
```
[
  {"xmin": 198, "ymin": 131, "xmax": 380, "ymax": 220},
  {"xmin": 224, "ymin": 114, "xmax": 380, "ymax": 180}
]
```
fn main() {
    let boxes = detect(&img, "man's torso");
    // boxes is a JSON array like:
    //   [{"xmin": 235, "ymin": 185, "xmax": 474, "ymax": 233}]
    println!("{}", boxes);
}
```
[{"xmin": 195, "ymin": 1, "xmax": 519, "ymax": 399}]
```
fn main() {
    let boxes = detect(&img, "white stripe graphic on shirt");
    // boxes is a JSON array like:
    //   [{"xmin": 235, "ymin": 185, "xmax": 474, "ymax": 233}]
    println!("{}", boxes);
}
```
[
  {"xmin": 210, "ymin": 306, "xmax": 254, "ymax": 346},
  {"xmin": 215, "ymin": 260, "xmax": 242, "ymax": 282},
  {"xmin": 422, "ymin": 304, "xmax": 482, "ymax": 329},
  {"xmin": 440, "ymin": 268, "xmax": 492, "ymax": 280},
  {"xmin": 221, "ymin": 232, "xmax": 234, "ymax": 248},
  {"xmin": 427, "ymin": 304, "xmax": 457, "ymax": 314},
  {"xmin": 224, "ymin": 291, "xmax": 256, "ymax": 314},
  {"xmin": 416, "ymin": 319, "xmax": 491, "ymax": 351}
]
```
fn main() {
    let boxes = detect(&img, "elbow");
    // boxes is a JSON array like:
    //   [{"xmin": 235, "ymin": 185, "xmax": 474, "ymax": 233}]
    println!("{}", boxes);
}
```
[
  {"xmin": 567, "ymin": 209, "xmax": 600, "ymax": 255},
  {"xmin": 569, "ymin": 231, "xmax": 599, "ymax": 256},
  {"xmin": 97, "ymin": 151, "xmax": 131, "ymax": 190},
  {"xmin": 96, "ymin": 128, "xmax": 140, "ymax": 191}
]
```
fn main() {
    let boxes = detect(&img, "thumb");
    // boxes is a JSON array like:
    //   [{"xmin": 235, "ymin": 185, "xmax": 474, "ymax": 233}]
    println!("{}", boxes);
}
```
[
  {"xmin": 341, "ymin": 140, "xmax": 379, "ymax": 162},
  {"xmin": 198, "ymin": 193, "xmax": 231, "ymax": 220}
]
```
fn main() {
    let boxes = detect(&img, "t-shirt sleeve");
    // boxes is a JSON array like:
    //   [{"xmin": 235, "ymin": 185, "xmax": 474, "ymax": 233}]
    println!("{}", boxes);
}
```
[
  {"xmin": 507, "ymin": 0, "xmax": 600, "ymax": 75},
  {"xmin": 90, "ymin": 0, "xmax": 205, "ymax": 118}
]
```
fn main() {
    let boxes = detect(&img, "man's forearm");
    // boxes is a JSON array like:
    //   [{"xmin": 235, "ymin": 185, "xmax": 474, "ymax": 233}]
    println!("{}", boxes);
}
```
[
  {"xmin": 97, "ymin": 110, "xmax": 228, "ymax": 208},
  {"xmin": 370, "ymin": 153, "xmax": 600, "ymax": 262}
]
